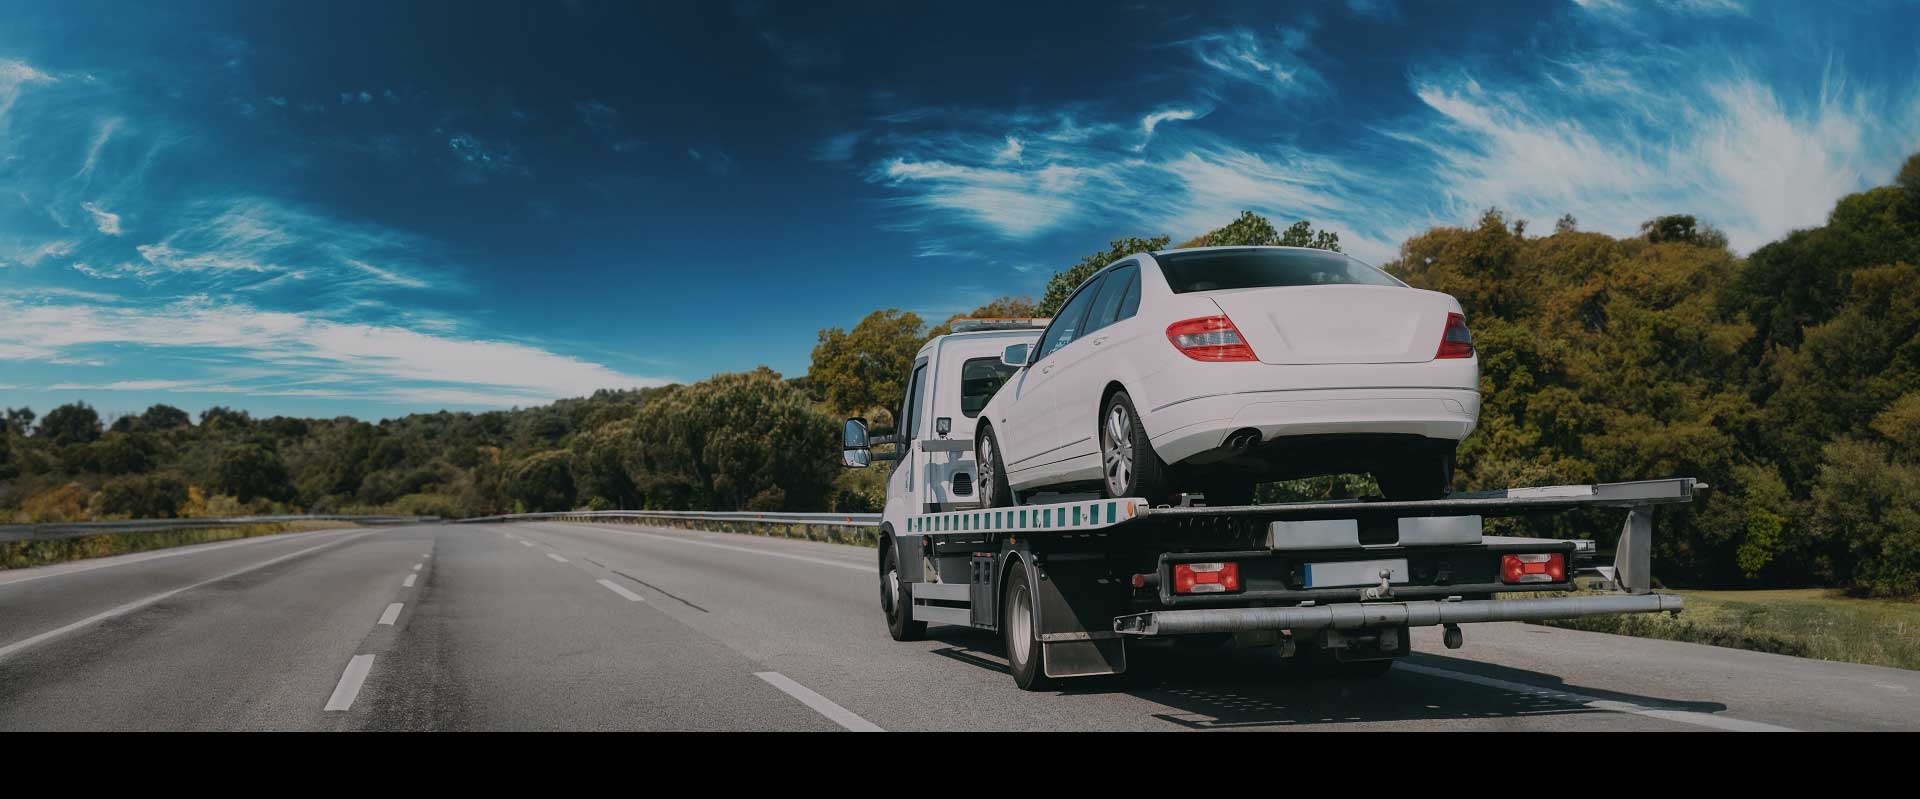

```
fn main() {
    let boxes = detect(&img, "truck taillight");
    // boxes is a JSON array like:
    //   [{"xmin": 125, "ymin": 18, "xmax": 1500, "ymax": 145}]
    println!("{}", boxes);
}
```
[
  {"xmin": 1501, "ymin": 553, "xmax": 1565, "ymax": 584},
  {"xmin": 1172, "ymin": 562, "xmax": 1241, "ymax": 594},
  {"xmin": 1436, "ymin": 312, "xmax": 1474, "ymax": 359},
  {"xmin": 1167, "ymin": 316, "xmax": 1258, "ymax": 362}
]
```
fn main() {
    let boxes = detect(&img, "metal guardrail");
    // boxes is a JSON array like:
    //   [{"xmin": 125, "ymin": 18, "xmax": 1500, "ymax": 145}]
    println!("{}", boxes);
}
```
[
  {"xmin": 454, "ymin": 509, "xmax": 884, "ymax": 546},
  {"xmin": 455, "ymin": 510, "xmax": 880, "ymax": 527},
  {"xmin": 0, "ymin": 515, "xmax": 439, "ymax": 543}
]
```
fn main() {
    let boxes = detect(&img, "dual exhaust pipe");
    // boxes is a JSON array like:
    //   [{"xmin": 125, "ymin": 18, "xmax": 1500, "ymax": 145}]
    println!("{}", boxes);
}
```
[{"xmin": 1222, "ymin": 428, "xmax": 1263, "ymax": 451}]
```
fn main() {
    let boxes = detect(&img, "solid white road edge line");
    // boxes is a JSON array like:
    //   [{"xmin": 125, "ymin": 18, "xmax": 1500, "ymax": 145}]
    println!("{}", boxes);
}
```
[
  {"xmin": 324, "ymin": 654, "xmax": 375, "ymax": 711},
  {"xmin": 377, "ymin": 603, "xmax": 403, "ymax": 625},
  {"xmin": 755, "ymin": 672, "xmax": 883, "ymax": 732},
  {"xmin": 1393, "ymin": 661, "xmax": 1797, "ymax": 732},
  {"xmin": 596, "ymin": 578, "xmax": 645, "ymax": 602},
  {"xmin": 0, "ymin": 531, "xmax": 379, "ymax": 662},
  {"xmin": 0, "ymin": 527, "xmax": 362, "ymax": 588},
  {"xmin": 546, "ymin": 553, "xmax": 569, "ymax": 563},
  {"xmin": 553, "ymin": 525, "xmax": 868, "ymax": 572}
]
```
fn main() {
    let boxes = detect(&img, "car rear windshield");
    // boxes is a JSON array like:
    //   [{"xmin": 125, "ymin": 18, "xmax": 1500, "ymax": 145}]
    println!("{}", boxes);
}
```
[{"xmin": 1156, "ymin": 248, "xmax": 1403, "ymax": 293}]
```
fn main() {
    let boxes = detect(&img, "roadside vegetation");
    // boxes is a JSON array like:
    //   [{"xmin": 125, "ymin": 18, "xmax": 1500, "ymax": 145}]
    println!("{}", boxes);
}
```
[
  {"xmin": 1538, "ymin": 589, "xmax": 1920, "ymax": 672},
  {"xmin": 1, "ymin": 520, "xmax": 351, "ymax": 570},
  {"xmin": 4, "ymin": 152, "xmax": 1919, "ymax": 606}
]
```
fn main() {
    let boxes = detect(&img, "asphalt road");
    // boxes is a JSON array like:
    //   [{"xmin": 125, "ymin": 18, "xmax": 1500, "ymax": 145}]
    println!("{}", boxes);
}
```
[{"xmin": 3, "ymin": 521, "xmax": 1916, "ymax": 731}]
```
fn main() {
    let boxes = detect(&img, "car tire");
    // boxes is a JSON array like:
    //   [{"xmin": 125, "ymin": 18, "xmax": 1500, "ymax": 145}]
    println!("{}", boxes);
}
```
[
  {"xmin": 882, "ymin": 542, "xmax": 927, "ymax": 642},
  {"xmin": 1374, "ymin": 442, "xmax": 1456, "ymax": 501},
  {"xmin": 977, "ymin": 424, "xmax": 1014, "ymax": 508},
  {"xmin": 1100, "ymin": 391, "xmax": 1170, "ymax": 502},
  {"xmin": 1003, "ymin": 559, "xmax": 1054, "ymax": 691}
]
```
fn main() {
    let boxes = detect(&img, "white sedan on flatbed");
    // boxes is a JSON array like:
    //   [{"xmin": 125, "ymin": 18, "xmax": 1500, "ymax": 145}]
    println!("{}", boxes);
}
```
[{"xmin": 973, "ymin": 245, "xmax": 1479, "ymax": 506}]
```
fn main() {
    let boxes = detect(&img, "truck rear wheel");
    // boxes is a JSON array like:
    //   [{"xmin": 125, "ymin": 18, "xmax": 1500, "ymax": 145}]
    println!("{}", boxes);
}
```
[
  {"xmin": 977, "ymin": 425, "xmax": 1014, "ymax": 508},
  {"xmin": 882, "ymin": 543, "xmax": 926, "ymax": 642},
  {"xmin": 1003, "ymin": 560, "xmax": 1054, "ymax": 691}
]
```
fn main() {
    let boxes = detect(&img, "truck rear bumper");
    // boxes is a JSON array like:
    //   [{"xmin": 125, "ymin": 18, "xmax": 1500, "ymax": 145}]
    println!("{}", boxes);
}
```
[{"xmin": 1112, "ymin": 593, "xmax": 1682, "ymax": 636}]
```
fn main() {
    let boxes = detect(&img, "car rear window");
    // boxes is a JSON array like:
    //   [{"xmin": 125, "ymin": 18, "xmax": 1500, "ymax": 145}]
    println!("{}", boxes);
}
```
[{"xmin": 1156, "ymin": 248, "xmax": 1403, "ymax": 293}]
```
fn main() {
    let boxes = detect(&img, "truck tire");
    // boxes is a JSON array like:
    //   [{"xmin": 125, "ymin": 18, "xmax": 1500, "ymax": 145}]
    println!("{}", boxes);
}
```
[
  {"xmin": 1003, "ymin": 559, "xmax": 1054, "ymax": 691},
  {"xmin": 1100, "ymin": 391, "xmax": 1169, "ymax": 502},
  {"xmin": 882, "ymin": 542, "xmax": 926, "ymax": 642},
  {"xmin": 1374, "ymin": 442, "xmax": 1456, "ymax": 501},
  {"xmin": 976, "ymin": 424, "xmax": 1014, "ymax": 508}
]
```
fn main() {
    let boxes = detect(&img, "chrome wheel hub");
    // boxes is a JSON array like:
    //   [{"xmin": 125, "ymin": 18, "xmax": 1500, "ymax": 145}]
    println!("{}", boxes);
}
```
[
  {"xmin": 1103, "ymin": 404, "xmax": 1135, "ymax": 496},
  {"xmin": 1009, "ymin": 583, "xmax": 1033, "ymax": 665},
  {"xmin": 978, "ymin": 437, "xmax": 996, "ymax": 505}
]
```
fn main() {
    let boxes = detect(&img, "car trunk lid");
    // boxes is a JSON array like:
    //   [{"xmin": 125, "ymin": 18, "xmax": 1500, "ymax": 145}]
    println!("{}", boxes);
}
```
[{"xmin": 1204, "ymin": 285, "xmax": 1454, "ymax": 365}]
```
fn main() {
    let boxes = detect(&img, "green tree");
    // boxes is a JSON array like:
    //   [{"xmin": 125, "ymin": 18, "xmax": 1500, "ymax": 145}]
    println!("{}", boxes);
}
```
[
  {"xmin": 1039, "ymin": 234, "xmax": 1171, "ymax": 316},
  {"xmin": 628, "ymin": 367, "xmax": 838, "ymax": 511},
  {"xmin": 37, "ymin": 403, "xmax": 102, "ymax": 446},
  {"xmin": 2, "ymin": 407, "xmax": 33, "ymax": 436},
  {"xmin": 213, "ymin": 444, "xmax": 291, "ymax": 502},
  {"xmin": 571, "ymin": 418, "xmax": 640, "ymax": 508},
  {"xmin": 91, "ymin": 474, "xmax": 189, "ymax": 519},
  {"xmin": 808, "ymin": 309, "xmax": 925, "ymax": 415},
  {"xmin": 140, "ymin": 404, "xmax": 192, "ymax": 430},
  {"xmin": 506, "ymin": 450, "xmax": 576, "ymax": 512}
]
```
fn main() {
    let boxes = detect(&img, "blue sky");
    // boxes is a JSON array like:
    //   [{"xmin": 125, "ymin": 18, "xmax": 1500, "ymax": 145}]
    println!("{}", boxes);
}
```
[{"xmin": 1, "ymin": 0, "xmax": 1916, "ymax": 422}]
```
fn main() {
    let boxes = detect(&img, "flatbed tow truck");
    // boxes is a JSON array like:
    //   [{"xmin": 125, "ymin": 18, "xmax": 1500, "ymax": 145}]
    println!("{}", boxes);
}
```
[{"xmin": 841, "ymin": 322, "xmax": 1693, "ymax": 690}]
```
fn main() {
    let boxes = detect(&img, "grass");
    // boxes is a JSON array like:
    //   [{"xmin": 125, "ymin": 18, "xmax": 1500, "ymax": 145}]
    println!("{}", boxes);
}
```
[
  {"xmin": 1537, "ymin": 588, "xmax": 1920, "ymax": 671},
  {"xmin": 1, "ymin": 520, "xmax": 352, "ymax": 571}
]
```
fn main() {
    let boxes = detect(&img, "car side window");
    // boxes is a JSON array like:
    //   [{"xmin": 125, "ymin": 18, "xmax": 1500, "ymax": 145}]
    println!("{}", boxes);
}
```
[
  {"xmin": 1037, "ymin": 274, "xmax": 1106, "ymax": 360},
  {"xmin": 1085, "ymin": 263, "xmax": 1138, "ymax": 333},
  {"xmin": 1116, "ymin": 266, "xmax": 1141, "ymax": 321}
]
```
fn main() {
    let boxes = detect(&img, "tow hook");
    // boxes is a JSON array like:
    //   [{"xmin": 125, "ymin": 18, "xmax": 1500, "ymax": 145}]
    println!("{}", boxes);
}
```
[{"xmin": 1361, "ymin": 568, "xmax": 1395, "ymax": 601}]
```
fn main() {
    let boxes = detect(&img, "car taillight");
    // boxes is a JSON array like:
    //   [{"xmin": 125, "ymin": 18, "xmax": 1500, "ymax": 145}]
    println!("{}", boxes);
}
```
[
  {"xmin": 1172, "ymin": 562, "xmax": 1241, "ymax": 594},
  {"xmin": 1167, "ymin": 316, "xmax": 1258, "ymax": 362},
  {"xmin": 1436, "ymin": 312, "xmax": 1474, "ymax": 359},
  {"xmin": 1500, "ymin": 553, "xmax": 1565, "ymax": 584}
]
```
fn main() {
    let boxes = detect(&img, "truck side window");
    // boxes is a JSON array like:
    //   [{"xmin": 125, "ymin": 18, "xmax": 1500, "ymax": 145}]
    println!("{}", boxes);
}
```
[
  {"xmin": 959, "ymin": 357, "xmax": 1017, "ymax": 418},
  {"xmin": 1037, "ymin": 274, "xmax": 1106, "ymax": 360},
  {"xmin": 1085, "ymin": 263, "xmax": 1137, "ymax": 333},
  {"xmin": 902, "ymin": 362, "xmax": 927, "ymax": 440}
]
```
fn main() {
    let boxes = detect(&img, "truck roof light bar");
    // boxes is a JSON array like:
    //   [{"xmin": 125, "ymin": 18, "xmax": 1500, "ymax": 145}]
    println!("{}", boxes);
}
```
[{"xmin": 949, "ymin": 318, "xmax": 1052, "ymax": 333}]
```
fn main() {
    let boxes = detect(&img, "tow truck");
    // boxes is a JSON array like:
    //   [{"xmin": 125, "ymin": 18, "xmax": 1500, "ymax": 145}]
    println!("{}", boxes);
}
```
[{"xmin": 840, "ymin": 321, "xmax": 1690, "ymax": 690}]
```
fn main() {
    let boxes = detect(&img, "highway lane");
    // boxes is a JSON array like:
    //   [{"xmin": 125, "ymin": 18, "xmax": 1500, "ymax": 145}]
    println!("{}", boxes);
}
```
[{"xmin": 1, "ymin": 520, "xmax": 1916, "ymax": 731}]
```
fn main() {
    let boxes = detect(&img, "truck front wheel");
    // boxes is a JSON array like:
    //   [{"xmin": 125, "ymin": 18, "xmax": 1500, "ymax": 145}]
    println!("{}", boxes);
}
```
[
  {"xmin": 882, "ymin": 543, "xmax": 926, "ymax": 641},
  {"xmin": 1003, "ymin": 560, "xmax": 1054, "ymax": 691}
]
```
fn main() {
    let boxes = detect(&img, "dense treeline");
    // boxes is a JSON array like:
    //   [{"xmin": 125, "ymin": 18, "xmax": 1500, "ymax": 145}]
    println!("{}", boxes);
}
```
[{"xmin": 4, "ymin": 154, "xmax": 1918, "ymax": 594}]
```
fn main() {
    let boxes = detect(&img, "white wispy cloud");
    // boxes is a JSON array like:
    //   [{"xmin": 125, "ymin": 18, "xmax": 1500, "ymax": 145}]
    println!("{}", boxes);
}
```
[
  {"xmin": 82, "ymin": 202, "xmax": 122, "ymax": 235},
  {"xmin": 1182, "ymin": 28, "xmax": 1326, "ymax": 99},
  {"xmin": 812, "ymin": 130, "xmax": 863, "ymax": 162},
  {"xmin": 0, "ymin": 59, "xmax": 53, "ymax": 132},
  {"xmin": 1137, "ymin": 108, "xmax": 1203, "ymax": 151},
  {"xmin": 0, "ymin": 295, "xmax": 676, "ymax": 406}
]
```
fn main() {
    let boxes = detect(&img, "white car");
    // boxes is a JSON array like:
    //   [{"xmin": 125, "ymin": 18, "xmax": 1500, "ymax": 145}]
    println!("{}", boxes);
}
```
[{"xmin": 973, "ymin": 245, "xmax": 1479, "ymax": 506}]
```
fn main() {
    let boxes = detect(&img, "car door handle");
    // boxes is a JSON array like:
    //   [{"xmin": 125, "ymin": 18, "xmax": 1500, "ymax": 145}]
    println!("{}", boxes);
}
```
[
  {"xmin": 1041, "ymin": 364, "xmax": 1054, "ymax": 375},
  {"xmin": 1092, "ymin": 336, "xmax": 1109, "ymax": 346}
]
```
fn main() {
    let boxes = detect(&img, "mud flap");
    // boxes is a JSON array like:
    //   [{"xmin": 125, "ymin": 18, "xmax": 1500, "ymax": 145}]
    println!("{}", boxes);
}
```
[{"xmin": 1032, "ymin": 558, "xmax": 1129, "ymax": 678}]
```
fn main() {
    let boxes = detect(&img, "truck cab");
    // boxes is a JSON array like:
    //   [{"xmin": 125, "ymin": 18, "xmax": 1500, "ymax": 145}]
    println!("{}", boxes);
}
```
[{"xmin": 865, "ymin": 322, "xmax": 1043, "ymax": 520}]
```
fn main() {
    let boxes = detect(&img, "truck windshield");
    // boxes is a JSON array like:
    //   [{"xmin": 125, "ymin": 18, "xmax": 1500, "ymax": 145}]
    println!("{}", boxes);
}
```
[
  {"xmin": 1157, "ymin": 248, "xmax": 1403, "ymax": 293},
  {"xmin": 959, "ymin": 357, "xmax": 1017, "ymax": 418}
]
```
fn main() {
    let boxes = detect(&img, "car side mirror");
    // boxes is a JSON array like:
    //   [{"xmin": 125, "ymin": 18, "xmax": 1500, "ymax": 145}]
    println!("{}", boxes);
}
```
[
  {"xmin": 1001, "ymin": 343, "xmax": 1030, "ymax": 368},
  {"xmin": 842, "ymin": 417, "xmax": 871, "ymax": 468}
]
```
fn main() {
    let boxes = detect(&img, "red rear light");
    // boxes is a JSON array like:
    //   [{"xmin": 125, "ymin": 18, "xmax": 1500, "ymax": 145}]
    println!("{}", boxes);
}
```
[
  {"xmin": 1500, "ymin": 553, "xmax": 1565, "ymax": 584},
  {"xmin": 1436, "ymin": 312, "xmax": 1474, "ymax": 359},
  {"xmin": 1172, "ymin": 562, "xmax": 1241, "ymax": 594},
  {"xmin": 1167, "ymin": 316, "xmax": 1258, "ymax": 362}
]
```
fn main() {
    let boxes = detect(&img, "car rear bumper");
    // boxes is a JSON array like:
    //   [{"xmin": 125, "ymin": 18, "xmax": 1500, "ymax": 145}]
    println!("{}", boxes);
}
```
[{"xmin": 1147, "ymin": 387, "xmax": 1480, "ymax": 464}]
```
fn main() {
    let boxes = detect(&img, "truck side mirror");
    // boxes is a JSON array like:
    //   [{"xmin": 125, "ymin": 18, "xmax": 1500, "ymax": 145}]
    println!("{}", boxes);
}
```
[
  {"xmin": 842, "ymin": 417, "xmax": 871, "ymax": 468},
  {"xmin": 1001, "ymin": 343, "xmax": 1030, "ymax": 368}
]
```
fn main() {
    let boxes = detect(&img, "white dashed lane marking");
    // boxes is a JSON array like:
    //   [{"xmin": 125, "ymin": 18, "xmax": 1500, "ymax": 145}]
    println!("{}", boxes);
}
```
[
  {"xmin": 402, "ymin": 574, "xmax": 416, "ymax": 588},
  {"xmin": 546, "ymin": 553, "xmax": 569, "ymax": 564},
  {"xmin": 377, "ymin": 603, "xmax": 403, "ymax": 626},
  {"xmin": 596, "ymin": 579, "xmax": 645, "ymax": 602},
  {"xmin": 324, "ymin": 654, "xmax": 375, "ymax": 712}
]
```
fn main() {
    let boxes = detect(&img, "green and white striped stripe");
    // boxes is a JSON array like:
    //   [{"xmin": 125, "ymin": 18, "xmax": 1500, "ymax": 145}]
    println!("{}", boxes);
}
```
[{"xmin": 906, "ymin": 498, "xmax": 1147, "ymax": 535}]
